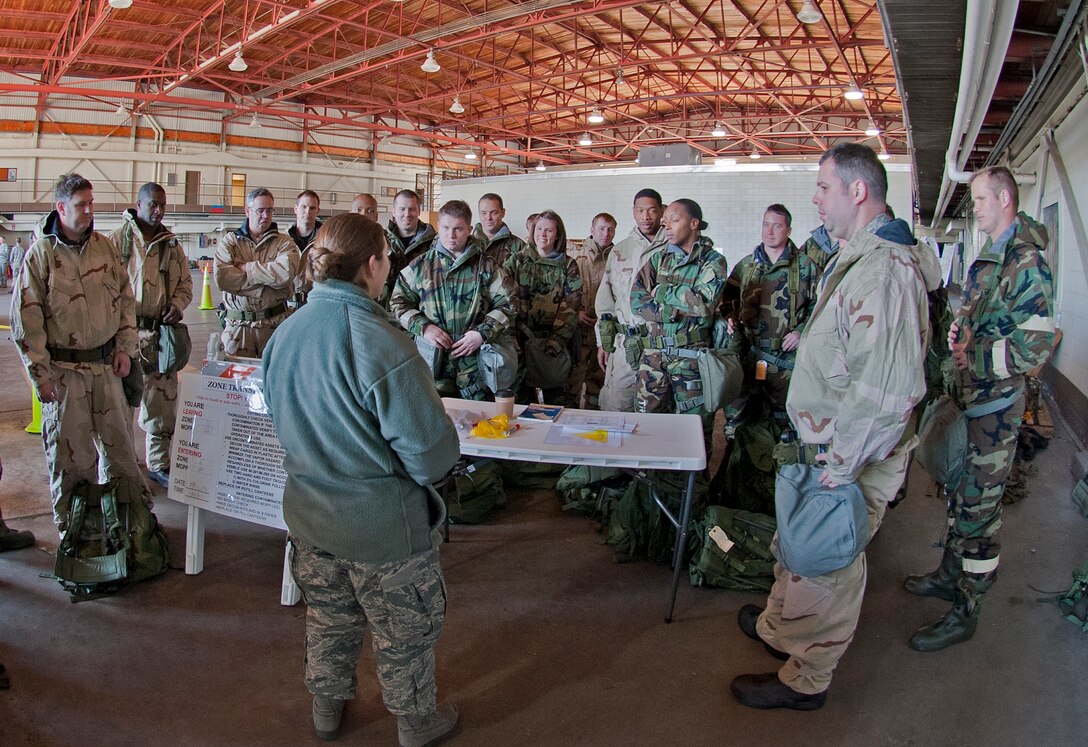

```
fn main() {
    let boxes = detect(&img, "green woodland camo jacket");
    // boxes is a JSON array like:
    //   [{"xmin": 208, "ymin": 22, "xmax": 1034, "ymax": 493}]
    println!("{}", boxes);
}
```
[
  {"xmin": 380, "ymin": 220, "xmax": 437, "ymax": 308},
  {"xmin": 504, "ymin": 242, "xmax": 581, "ymax": 347},
  {"xmin": 630, "ymin": 235, "xmax": 729, "ymax": 346},
  {"xmin": 953, "ymin": 212, "xmax": 1055, "ymax": 408},
  {"xmin": 786, "ymin": 223, "xmax": 938, "ymax": 483},
  {"xmin": 723, "ymin": 239, "xmax": 819, "ymax": 349},
  {"xmin": 390, "ymin": 236, "xmax": 516, "ymax": 344},
  {"xmin": 472, "ymin": 223, "xmax": 526, "ymax": 268}
]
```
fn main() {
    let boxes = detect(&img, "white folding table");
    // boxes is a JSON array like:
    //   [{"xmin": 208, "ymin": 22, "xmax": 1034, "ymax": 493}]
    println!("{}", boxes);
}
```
[{"xmin": 442, "ymin": 398, "xmax": 706, "ymax": 623}]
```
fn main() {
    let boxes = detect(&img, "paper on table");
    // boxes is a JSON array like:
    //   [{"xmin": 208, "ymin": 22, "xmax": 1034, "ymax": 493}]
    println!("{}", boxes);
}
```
[
  {"xmin": 544, "ymin": 424, "xmax": 622, "ymax": 447},
  {"xmin": 560, "ymin": 413, "xmax": 637, "ymax": 433}
]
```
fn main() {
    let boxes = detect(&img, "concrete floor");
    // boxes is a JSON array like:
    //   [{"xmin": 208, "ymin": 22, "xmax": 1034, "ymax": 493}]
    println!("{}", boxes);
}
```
[{"xmin": 1, "ymin": 271, "xmax": 1086, "ymax": 746}]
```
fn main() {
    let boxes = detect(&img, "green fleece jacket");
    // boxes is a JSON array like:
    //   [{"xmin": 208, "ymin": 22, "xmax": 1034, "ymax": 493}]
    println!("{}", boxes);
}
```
[{"xmin": 262, "ymin": 279, "xmax": 460, "ymax": 563}]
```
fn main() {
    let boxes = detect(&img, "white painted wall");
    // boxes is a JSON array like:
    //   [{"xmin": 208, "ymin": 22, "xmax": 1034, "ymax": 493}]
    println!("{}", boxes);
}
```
[
  {"xmin": 1011, "ymin": 88, "xmax": 1088, "ymax": 402},
  {"xmin": 438, "ymin": 161, "xmax": 913, "ymax": 268}
]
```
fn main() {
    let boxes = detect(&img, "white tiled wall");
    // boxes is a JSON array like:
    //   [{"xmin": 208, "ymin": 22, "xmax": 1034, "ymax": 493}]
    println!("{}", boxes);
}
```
[
  {"xmin": 1013, "ymin": 89, "xmax": 1088, "ymax": 403},
  {"xmin": 440, "ymin": 162, "xmax": 913, "ymax": 269}
]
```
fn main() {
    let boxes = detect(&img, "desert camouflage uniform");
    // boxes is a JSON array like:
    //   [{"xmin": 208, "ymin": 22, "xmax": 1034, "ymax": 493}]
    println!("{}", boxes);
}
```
[
  {"xmin": 944, "ymin": 213, "xmax": 1054, "ymax": 606},
  {"xmin": 109, "ymin": 210, "xmax": 194, "ymax": 473},
  {"xmin": 10, "ymin": 211, "xmax": 147, "ymax": 529},
  {"xmin": 291, "ymin": 539, "xmax": 446, "ymax": 716},
  {"xmin": 631, "ymin": 236, "xmax": 729, "ymax": 443},
  {"xmin": 755, "ymin": 217, "xmax": 935, "ymax": 695},
  {"xmin": 380, "ymin": 221, "xmax": 437, "ymax": 309},
  {"xmin": 472, "ymin": 223, "xmax": 525, "ymax": 268},
  {"xmin": 505, "ymin": 242, "xmax": 582, "ymax": 404},
  {"xmin": 287, "ymin": 220, "xmax": 322, "ymax": 306},
  {"xmin": 595, "ymin": 226, "xmax": 668, "ymax": 412},
  {"xmin": 568, "ymin": 236, "xmax": 612, "ymax": 408},
  {"xmin": 9, "ymin": 241, "xmax": 25, "ymax": 282},
  {"xmin": 390, "ymin": 237, "xmax": 516, "ymax": 399},
  {"xmin": 800, "ymin": 224, "xmax": 838, "ymax": 275},
  {"xmin": 214, "ymin": 221, "xmax": 299, "ymax": 358}
]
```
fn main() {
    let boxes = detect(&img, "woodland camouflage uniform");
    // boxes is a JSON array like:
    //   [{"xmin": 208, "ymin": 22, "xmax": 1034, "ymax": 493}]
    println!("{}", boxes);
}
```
[
  {"xmin": 717, "ymin": 238, "xmax": 819, "ymax": 514},
  {"xmin": 942, "ymin": 213, "xmax": 1055, "ymax": 607},
  {"xmin": 109, "ymin": 209, "xmax": 193, "ymax": 473},
  {"xmin": 390, "ymin": 236, "xmax": 516, "ymax": 400},
  {"xmin": 630, "ymin": 235, "xmax": 729, "ymax": 442},
  {"xmin": 472, "ymin": 223, "xmax": 525, "ymax": 268},
  {"xmin": 505, "ymin": 241, "xmax": 582, "ymax": 404},
  {"xmin": 380, "ymin": 221, "xmax": 436, "ymax": 309}
]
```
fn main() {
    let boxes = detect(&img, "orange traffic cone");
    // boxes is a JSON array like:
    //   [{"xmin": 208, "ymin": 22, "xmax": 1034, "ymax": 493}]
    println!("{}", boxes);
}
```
[{"xmin": 198, "ymin": 264, "xmax": 215, "ymax": 310}]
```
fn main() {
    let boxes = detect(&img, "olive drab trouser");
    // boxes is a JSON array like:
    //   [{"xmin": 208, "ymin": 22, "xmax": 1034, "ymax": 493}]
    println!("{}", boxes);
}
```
[{"xmin": 756, "ymin": 439, "xmax": 914, "ymax": 695}]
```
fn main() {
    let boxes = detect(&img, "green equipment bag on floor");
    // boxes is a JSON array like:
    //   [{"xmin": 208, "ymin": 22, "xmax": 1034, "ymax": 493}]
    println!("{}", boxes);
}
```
[
  {"xmin": 689, "ymin": 506, "xmax": 776, "ymax": 591},
  {"xmin": 1037, "ymin": 560, "xmax": 1088, "ymax": 634},
  {"xmin": 606, "ymin": 470, "xmax": 708, "ymax": 564},
  {"xmin": 554, "ymin": 465, "xmax": 626, "ymax": 519},
  {"xmin": 498, "ymin": 459, "xmax": 566, "ymax": 490},
  {"xmin": 448, "ymin": 460, "xmax": 505, "ymax": 525},
  {"xmin": 55, "ymin": 479, "xmax": 170, "ymax": 602}
]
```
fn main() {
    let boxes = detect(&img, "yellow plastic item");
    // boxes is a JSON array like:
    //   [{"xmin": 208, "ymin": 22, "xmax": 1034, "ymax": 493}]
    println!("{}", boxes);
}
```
[
  {"xmin": 198, "ymin": 264, "xmax": 215, "ymax": 310},
  {"xmin": 25, "ymin": 383, "xmax": 42, "ymax": 435},
  {"xmin": 573, "ymin": 429, "xmax": 608, "ymax": 442},
  {"xmin": 470, "ymin": 414, "xmax": 517, "ymax": 439}
]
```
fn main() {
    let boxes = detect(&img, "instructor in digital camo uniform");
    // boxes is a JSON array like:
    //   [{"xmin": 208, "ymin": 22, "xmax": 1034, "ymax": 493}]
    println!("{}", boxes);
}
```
[{"xmin": 263, "ymin": 214, "xmax": 461, "ymax": 744}]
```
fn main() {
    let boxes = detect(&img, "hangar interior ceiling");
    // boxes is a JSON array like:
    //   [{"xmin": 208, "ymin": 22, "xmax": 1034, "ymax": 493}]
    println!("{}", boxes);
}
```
[{"xmin": 0, "ymin": 0, "xmax": 904, "ymax": 167}]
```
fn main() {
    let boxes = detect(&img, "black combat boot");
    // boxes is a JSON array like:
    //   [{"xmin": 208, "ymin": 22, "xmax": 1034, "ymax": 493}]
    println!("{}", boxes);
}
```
[
  {"xmin": 903, "ymin": 549, "xmax": 959, "ymax": 601},
  {"xmin": 908, "ymin": 591, "xmax": 980, "ymax": 652}
]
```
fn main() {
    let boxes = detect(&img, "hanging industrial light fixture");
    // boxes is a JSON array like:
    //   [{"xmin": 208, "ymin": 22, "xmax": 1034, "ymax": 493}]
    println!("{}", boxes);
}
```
[
  {"xmin": 616, "ymin": 68, "xmax": 625, "ymax": 86},
  {"xmin": 115, "ymin": 103, "xmax": 128, "ymax": 118},
  {"xmin": 796, "ymin": 0, "xmax": 823, "ymax": 25},
  {"xmin": 587, "ymin": 107, "xmax": 605, "ymax": 124},
  {"xmin": 749, "ymin": 148, "xmax": 762, "ymax": 159},
  {"xmin": 711, "ymin": 123, "xmax": 727, "ymax": 137},
  {"xmin": 878, "ymin": 150, "xmax": 890, "ymax": 161},
  {"xmin": 464, "ymin": 151, "xmax": 477, "ymax": 160},
  {"xmin": 865, "ymin": 120, "xmax": 882, "ymax": 137},
  {"xmin": 108, "ymin": 0, "xmax": 133, "ymax": 9},
  {"xmin": 229, "ymin": 50, "xmax": 248, "ymax": 73},
  {"xmin": 536, "ymin": 162, "xmax": 546, "ymax": 172},
  {"xmin": 249, "ymin": 113, "xmax": 261, "ymax": 129},
  {"xmin": 843, "ymin": 85, "xmax": 864, "ymax": 100},
  {"xmin": 578, "ymin": 132, "xmax": 593, "ymax": 146},
  {"xmin": 449, "ymin": 96, "xmax": 465, "ymax": 114},
  {"xmin": 421, "ymin": 50, "xmax": 441, "ymax": 73}
]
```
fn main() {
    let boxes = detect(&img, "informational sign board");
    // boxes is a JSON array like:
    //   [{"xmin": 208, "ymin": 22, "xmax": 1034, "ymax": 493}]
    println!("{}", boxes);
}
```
[{"xmin": 168, "ymin": 365, "xmax": 287, "ymax": 530}]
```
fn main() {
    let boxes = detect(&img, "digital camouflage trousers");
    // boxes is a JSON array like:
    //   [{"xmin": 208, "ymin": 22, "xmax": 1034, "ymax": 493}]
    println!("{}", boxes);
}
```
[{"xmin": 289, "ymin": 539, "xmax": 447, "ymax": 717}]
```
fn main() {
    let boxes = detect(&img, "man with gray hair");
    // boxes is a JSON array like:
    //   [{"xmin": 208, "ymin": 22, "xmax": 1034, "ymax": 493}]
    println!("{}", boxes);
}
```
[
  {"xmin": 10, "ymin": 173, "xmax": 149, "ymax": 531},
  {"xmin": 731, "ymin": 144, "xmax": 939, "ymax": 710},
  {"xmin": 215, "ymin": 187, "xmax": 300, "ymax": 357},
  {"xmin": 109, "ymin": 182, "xmax": 193, "ymax": 489}
]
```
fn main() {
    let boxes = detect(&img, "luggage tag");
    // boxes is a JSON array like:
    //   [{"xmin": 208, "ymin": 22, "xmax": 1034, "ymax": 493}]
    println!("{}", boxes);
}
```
[{"xmin": 709, "ymin": 525, "xmax": 735, "ymax": 554}]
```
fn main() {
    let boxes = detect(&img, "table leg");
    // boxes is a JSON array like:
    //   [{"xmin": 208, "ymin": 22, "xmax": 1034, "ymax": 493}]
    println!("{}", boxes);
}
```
[
  {"xmin": 665, "ymin": 470, "xmax": 698, "ymax": 623},
  {"xmin": 281, "ymin": 540, "xmax": 301, "ymax": 606},
  {"xmin": 185, "ymin": 505, "xmax": 205, "ymax": 575}
]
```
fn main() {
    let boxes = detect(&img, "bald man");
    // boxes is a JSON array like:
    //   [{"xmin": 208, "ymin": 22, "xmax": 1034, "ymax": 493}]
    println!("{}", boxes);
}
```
[{"xmin": 351, "ymin": 193, "xmax": 379, "ymax": 222}]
